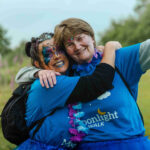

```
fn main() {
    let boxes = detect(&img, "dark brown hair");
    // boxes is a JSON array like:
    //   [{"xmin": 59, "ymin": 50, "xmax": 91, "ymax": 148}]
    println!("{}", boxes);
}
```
[{"xmin": 25, "ymin": 32, "xmax": 54, "ymax": 68}]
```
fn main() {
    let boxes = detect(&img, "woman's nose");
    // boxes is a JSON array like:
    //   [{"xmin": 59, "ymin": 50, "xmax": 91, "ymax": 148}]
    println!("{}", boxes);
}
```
[
  {"xmin": 74, "ymin": 41, "xmax": 81, "ymax": 50},
  {"xmin": 53, "ymin": 51, "xmax": 60, "ymax": 59}
]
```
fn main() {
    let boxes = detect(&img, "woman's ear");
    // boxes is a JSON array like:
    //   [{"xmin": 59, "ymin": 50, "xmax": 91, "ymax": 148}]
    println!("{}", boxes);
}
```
[
  {"xmin": 34, "ymin": 61, "xmax": 40, "ymax": 68},
  {"xmin": 91, "ymin": 36, "xmax": 96, "ymax": 46}
]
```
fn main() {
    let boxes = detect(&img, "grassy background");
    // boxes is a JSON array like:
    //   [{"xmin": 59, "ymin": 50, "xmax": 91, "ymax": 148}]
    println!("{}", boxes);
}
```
[{"xmin": 0, "ymin": 63, "xmax": 150, "ymax": 150}]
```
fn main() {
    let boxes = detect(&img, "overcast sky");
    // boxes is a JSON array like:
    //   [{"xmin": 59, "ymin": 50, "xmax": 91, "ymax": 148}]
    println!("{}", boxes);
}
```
[{"xmin": 0, "ymin": 0, "xmax": 137, "ymax": 48}]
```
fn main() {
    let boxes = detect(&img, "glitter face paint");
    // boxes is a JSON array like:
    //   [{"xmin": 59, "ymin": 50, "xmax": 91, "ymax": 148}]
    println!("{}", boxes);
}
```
[
  {"xmin": 42, "ymin": 47, "xmax": 52, "ymax": 65},
  {"xmin": 68, "ymin": 37, "xmax": 74, "ymax": 43},
  {"xmin": 38, "ymin": 39, "xmax": 69, "ymax": 73},
  {"xmin": 42, "ymin": 46, "xmax": 63, "ymax": 65}
]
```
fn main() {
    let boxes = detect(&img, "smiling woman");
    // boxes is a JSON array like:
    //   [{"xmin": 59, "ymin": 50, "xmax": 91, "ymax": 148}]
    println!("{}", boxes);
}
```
[
  {"xmin": 64, "ymin": 34, "xmax": 95, "ymax": 64},
  {"xmin": 35, "ymin": 38, "xmax": 69, "ymax": 73}
]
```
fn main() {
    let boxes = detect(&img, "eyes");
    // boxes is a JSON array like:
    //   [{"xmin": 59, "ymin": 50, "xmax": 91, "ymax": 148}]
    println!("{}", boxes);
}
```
[
  {"xmin": 41, "ymin": 46, "xmax": 65, "ymax": 65},
  {"xmin": 42, "ymin": 47, "xmax": 53, "ymax": 58},
  {"xmin": 65, "ymin": 35, "xmax": 85, "ymax": 48},
  {"xmin": 42, "ymin": 47, "xmax": 63, "ymax": 58},
  {"xmin": 76, "ymin": 36, "xmax": 83, "ymax": 41},
  {"xmin": 66, "ymin": 42, "xmax": 74, "ymax": 47}
]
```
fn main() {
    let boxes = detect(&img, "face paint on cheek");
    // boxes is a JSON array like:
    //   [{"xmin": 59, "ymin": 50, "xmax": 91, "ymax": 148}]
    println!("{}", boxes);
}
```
[
  {"xmin": 42, "ymin": 47, "xmax": 53, "ymax": 65},
  {"xmin": 43, "ymin": 57, "xmax": 50, "ymax": 65}
]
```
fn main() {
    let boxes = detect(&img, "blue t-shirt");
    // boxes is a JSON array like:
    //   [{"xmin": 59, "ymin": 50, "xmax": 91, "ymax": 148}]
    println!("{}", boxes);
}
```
[
  {"xmin": 82, "ymin": 44, "xmax": 145, "ymax": 141},
  {"xmin": 25, "ymin": 43, "xmax": 145, "ymax": 148}
]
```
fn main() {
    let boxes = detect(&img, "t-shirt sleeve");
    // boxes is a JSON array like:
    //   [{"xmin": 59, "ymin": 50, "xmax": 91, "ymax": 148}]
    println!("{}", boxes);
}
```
[
  {"xmin": 115, "ymin": 43, "xmax": 144, "ymax": 99},
  {"xmin": 27, "ymin": 76, "xmax": 80, "ymax": 116},
  {"xmin": 139, "ymin": 39, "xmax": 150, "ymax": 72}
]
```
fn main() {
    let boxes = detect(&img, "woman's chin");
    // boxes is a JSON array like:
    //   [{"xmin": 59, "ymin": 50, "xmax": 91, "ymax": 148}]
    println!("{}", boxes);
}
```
[{"xmin": 55, "ymin": 67, "xmax": 68, "ymax": 74}]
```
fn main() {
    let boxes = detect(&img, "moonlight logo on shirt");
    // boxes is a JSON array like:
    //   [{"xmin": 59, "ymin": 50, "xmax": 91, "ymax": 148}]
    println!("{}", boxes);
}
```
[
  {"xmin": 83, "ymin": 110, "xmax": 119, "ymax": 128},
  {"xmin": 97, "ymin": 108, "xmax": 106, "ymax": 115},
  {"xmin": 83, "ymin": 90, "xmax": 119, "ymax": 128}
]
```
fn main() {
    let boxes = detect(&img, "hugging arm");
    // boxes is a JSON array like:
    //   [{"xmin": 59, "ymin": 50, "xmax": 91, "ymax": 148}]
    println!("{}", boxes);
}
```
[
  {"xmin": 15, "ymin": 42, "xmax": 120, "ymax": 86},
  {"xmin": 16, "ymin": 42, "xmax": 120, "ymax": 104},
  {"xmin": 67, "ymin": 63, "xmax": 114, "ymax": 103},
  {"xmin": 15, "ymin": 67, "xmax": 60, "ymax": 88},
  {"xmin": 15, "ymin": 66, "xmax": 41, "ymax": 84},
  {"xmin": 31, "ymin": 62, "xmax": 115, "ymax": 113}
]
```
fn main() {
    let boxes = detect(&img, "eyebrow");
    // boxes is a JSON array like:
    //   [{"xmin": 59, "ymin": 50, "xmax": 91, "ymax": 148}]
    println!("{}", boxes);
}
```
[
  {"xmin": 43, "ymin": 45, "xmax": 56, "ymax": 49},
  {"xmin": 75, "ymin": 35, "xmax": 84, "ymax": 38}
]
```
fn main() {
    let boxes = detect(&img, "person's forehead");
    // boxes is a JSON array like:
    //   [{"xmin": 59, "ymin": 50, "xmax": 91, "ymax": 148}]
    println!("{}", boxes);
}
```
[
  {"xmin": 42, "ymin": 39, "xmax": 54, "ymax": 47},
  {"xmin": 38, "ymin": 39, "xmax": 56, "ymax": 52},
  {"xmin": 70, "ymin": 33, "xmax": 88, "ymax": 39},
  {"xmin": 68, "ymin": 33, "xmax": 84, "ymax": 39},
  {"xmin": 74, "ymin": 33, "xmax": 85, "ymax": 37}
]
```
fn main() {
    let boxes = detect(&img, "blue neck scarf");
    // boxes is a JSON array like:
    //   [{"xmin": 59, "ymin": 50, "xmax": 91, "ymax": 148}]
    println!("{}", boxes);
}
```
[{"xmin": 72, "ymin": 49, "xmax": 102, "ymax": 76}]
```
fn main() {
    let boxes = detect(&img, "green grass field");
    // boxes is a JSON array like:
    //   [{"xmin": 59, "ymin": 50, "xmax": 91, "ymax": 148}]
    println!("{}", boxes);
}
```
[
  {"xmin": 0, "ymin": 69, "xmax": 150, "ymax": 150},
  {"xmin": 138, "ymin": 71, "xmax": 150, "ymax": 136}
]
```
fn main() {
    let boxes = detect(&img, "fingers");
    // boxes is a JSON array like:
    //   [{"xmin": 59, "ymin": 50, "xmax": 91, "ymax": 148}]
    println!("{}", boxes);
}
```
[
  {"xmin": 97, "ymin": 45, "xmax": 104, "ymax": 53},
  {"xmin": 118, "ymin": 42, "xmax": 122, "ymax": 48},
  {"xmin": 114, "ymin": 41, "xmax": 122, "ymax": 49},
  {"xmin": 55, "ymin": 72, "xmax": 61, "ymax": 76},
  {"xmin": 49, "ymin": 71, "xmax": 56, "ymax": 86},
  {"xmin": 38, "ymin": 70, "xmax": 60, "ymax": 88},
  {"xmin": 105, "ymin": 41, "xmax": 122, "ymax": 51},
  {"xmin": 39, "ymin": 76, "xmax": 45, "ymax": 87},
  {"xmin": 41, "ymin": 74, "xmax": 50, "ymax": 88}
]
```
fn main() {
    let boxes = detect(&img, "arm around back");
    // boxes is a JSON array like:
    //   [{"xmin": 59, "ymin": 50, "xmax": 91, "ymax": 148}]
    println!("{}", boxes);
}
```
[{"xmin": 15, "ymin": 67, "xmax": 41, "ymax": 84}]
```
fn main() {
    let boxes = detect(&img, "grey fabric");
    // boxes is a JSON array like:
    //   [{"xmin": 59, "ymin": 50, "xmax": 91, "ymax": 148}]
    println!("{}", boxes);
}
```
[
  {"xmin": 15, "ymin": 66, "xmax": 41, "ymax": 84},
  {"xmin": 140, "ymin": 39, "xmax": 150, "ymax": 72}
]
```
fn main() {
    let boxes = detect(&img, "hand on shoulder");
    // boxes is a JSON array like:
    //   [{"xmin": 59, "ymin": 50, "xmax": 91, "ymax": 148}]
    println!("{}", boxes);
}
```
[{"xmin": 37, "ymin": 70, "xmax": 61, "ymax": 88}]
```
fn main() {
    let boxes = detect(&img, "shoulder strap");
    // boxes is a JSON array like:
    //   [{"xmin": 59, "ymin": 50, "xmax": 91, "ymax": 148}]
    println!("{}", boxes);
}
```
[{"xmin": 115, "ymin": 66, "xmax": 144, "ymax": 125}]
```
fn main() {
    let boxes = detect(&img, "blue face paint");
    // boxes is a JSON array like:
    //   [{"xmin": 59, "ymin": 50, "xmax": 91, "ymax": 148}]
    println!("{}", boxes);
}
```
[
  {"xmin": 42, "ymin": 46, "xmax": 64, "ymax": 65},
  {"xmin": 42, "ymin": 47, "xmax": 53, "ymax": 65}
]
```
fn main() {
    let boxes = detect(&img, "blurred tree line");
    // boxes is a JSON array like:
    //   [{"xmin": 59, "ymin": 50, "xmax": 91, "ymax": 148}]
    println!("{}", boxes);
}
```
[
  {"xmin": 0, "ymin": 26, "xmax": 29, "ymax": 88},
  {"xmin": 0, "ymin": 0, "xmax": 150, "ymax": 63},
  {"xmin": 0, "ymin": 25, "xmax": 27, "ymax": 67},
  {"xmin": 98, "ymin": 0, "xmax": 150, "ymax": 46},
  {"xmin": 0, "ymin": 25, "xmax": 11, "ymax": 56}
]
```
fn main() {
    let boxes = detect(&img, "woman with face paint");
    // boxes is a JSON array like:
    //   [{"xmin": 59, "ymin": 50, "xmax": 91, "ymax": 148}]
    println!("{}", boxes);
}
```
[{"xmin": 15, "ymin": 32, "xmax": 120, "ymax": 150}]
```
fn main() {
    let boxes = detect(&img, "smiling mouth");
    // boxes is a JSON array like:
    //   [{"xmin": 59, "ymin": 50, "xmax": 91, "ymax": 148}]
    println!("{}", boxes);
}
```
[{"xmin": 54, "ymin": 60, "xmax": 64, "ymax": 68}]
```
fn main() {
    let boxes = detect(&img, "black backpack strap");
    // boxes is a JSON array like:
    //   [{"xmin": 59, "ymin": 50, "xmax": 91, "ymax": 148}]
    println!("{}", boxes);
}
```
[
  {"xmin": 29, "ymin": 108, "xmax": 57, "ymax": 139},
  {"xmin": 13, "ymin": 83, "xmax": 31, "ymax": 96},
  {"xmin": 115, "ymin": 66, "xmax": 144, "ymax": 124}
]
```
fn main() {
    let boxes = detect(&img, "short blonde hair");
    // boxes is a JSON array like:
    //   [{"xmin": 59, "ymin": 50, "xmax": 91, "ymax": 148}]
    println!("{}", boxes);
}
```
[{"xmin": 54, "ymin": 18, "xmax": 96, "ymax": 50}]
